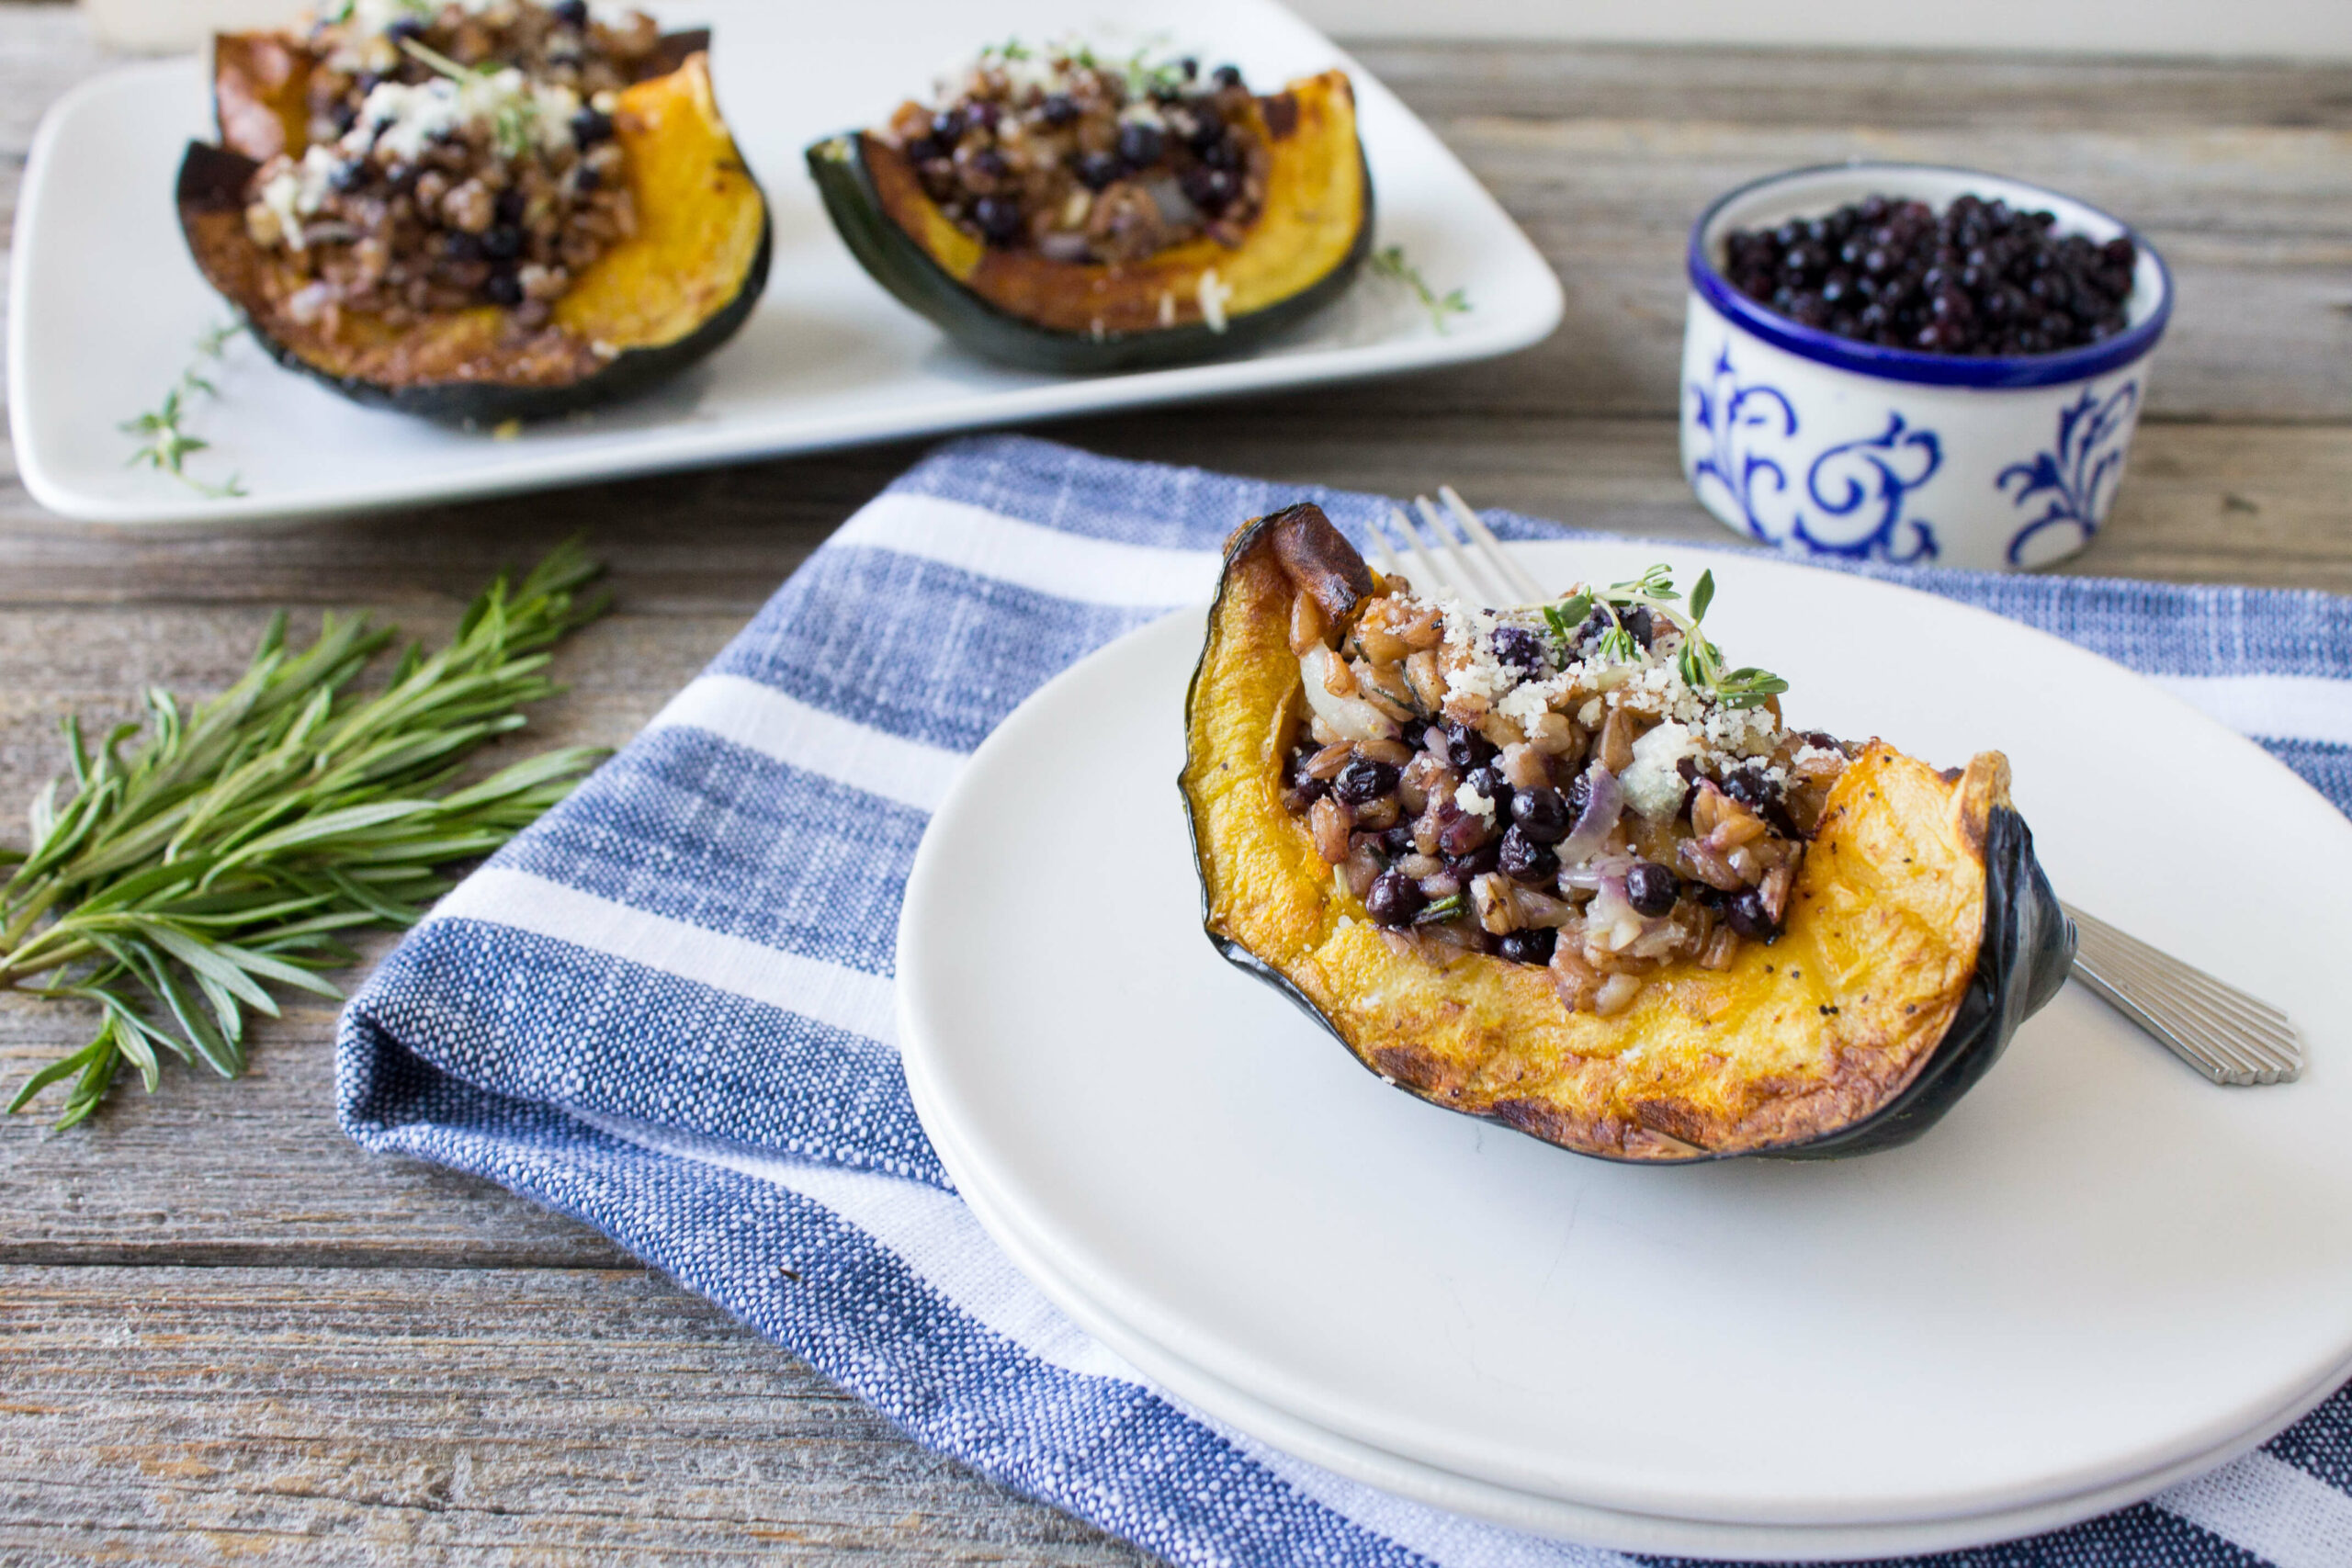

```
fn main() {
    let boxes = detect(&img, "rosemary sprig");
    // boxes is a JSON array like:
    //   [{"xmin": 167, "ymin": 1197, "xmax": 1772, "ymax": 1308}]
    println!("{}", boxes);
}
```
[
  {"xmin": 124, "ymin": 323, "xmax": 246, "ymax": 499},
  {"xmin": 1414, "ymin": 893, "xmax": 1465, "ymax": 926},
  {"xmin": 3, "ymin": 543, "xmax": 611, "ymax": 1127},
  {"xmin": 1543, "ymin": 566, "xmax": 1790, "ymax": 710},
  {"xmin": 1370, "ymin": 245, "xmax": 1471, "ymax": 333}
]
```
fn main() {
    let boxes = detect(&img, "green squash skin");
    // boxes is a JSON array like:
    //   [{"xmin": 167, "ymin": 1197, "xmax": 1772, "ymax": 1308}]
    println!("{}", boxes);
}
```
[
  {"xmin": 806, "ymin": 133, "xmax": 1374, "ymax": 374},
  {"xmin": 1181, "ymin": 508, "xmax": 2078, "ymax": 1165}
]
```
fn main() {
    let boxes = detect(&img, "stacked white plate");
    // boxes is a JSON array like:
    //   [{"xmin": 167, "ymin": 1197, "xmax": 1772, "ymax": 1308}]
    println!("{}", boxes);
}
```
[{"xmin": 897, "ymin": 539, "xmax": 2352, "ymax": 1560}]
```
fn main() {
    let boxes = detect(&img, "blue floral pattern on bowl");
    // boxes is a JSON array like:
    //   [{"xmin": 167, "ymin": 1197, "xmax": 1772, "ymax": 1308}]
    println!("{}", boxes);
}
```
[
  {"xmin": 1688, "ymin": 346, "xmax": 1942, "ymax": 564},
  {"xmin": 1679, "ymin": 163, "xmax": 2169, "ymax": 572},
  {"xmin": 1997, "ymin": 381, "xmax": 2141, "ymax": 568}
]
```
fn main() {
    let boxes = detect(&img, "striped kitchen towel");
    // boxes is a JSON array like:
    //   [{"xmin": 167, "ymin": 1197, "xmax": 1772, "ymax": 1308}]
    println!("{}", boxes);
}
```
[{"xmin": 338, "ymin": 433, "xmax": 2352, "ymax": 1568}]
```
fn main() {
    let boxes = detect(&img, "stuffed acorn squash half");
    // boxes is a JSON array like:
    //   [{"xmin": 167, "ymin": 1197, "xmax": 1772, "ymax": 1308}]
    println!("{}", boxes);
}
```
[
  {"xmin": 1181, "ymin": 503, "xmax": 2075, "ymax": 1162},
  {"xmin": 808, "ymin": 43, "xmax": 1371, "ymax": 371},
  {"xmin": 176, "ymin": 0, "xmax": 770, "ymax": 422}
]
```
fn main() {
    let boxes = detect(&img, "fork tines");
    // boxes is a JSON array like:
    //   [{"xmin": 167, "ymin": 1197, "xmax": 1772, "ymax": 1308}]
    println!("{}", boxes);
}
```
[{"xmin": 1365, "ymin": 490, "xmax": 1547, "ymax": 606}]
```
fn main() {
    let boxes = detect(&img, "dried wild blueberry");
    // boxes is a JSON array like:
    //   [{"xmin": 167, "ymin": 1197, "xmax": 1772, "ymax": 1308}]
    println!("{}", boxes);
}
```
[
  {"xmin": 1074, "ymin": 152, "xmax": 1122, "ymax": 191},
  {"xmin": 1625, "ymin": 862, "xmax": 1680, "ymax": 917},
  {"xmin": 1038, "ymin": 93, "xmax": 1080, "ymax": 127},
  {"xmin": 571, "ymin": 107, "xmax": 616, "ymax": 146},
  {"xmin": 482, "ymin": 269, "xmax": 524, "ymax": 307},
  {"xmin": 1510, "ymin": 786, "xmax": 1568, "ymax": 845},
  {"xmin": 1180, "ymin": 165, "xmax": 1238, "ymax": 215},
  {"xmin": 1562, "ymin": 769, "xmax": 1592, "ymax": 828},
  {"xmin": 1725, "ymin": 888, "xmax": 1781, "ymax": 942},
  {"xmin": 551, "ymin": 0, "xmax": 590, "ymax": 24},
  {"xmin": 931, "ymin": 107, "xmax": 967, "ymax": 144},
  {"xmin": 1212, "ymin": 64, "xmax": 1244, "ymax": 88},
  {"xmin": 1498, "ymin": 826, "xmax": 1558, "ymax": 886},
  {"xmin": 1445, "ymin": 835, "xmax": 1502, "ymax": 875},
  {"xmin": 1332, "ymin": 757, "xmax": 1400, "ymax": 807},
  {"xmin": 1365, "ymin": 870, "xmax": 1425, "ymax": 929},
  {"xmin": 1381, "ymin": 824, "xmax": 1417, "ymax": 857},
  {"xmin": 1463, "ymin": 764, "xmax": 1510, "ymax": 813},
  {"xmin": 1440, "ymin": 721, "xmax": 1491, "ymax": 771},
  {"xmin": 1498, "ymin": 927, "xmax": 1556, "ymax": 965},
  {"xmin": 481, "ymin": 224, "xmax": 523, "ymax": 260},
  {"xmin": 972, "ymin": 196, "xmax": 1023, "ymax": 245},
  {"xmin": 1115, "ymin": 122, "xmax": 1166, "ymax": 169},
  {"xmin": 494, "ymin": 187, "xmax": 526, "ymax": 225},
  {"xmin": 1490, "ymin": 625, "xmax": 1547, "ymax": 673},
  {"xmin": 1621, "ymin": 605, "xmax": 1654, "ymax": 649}
]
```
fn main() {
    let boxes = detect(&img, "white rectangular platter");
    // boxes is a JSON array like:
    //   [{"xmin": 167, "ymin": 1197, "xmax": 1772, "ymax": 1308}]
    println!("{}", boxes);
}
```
[{"xmin": 7, "ymin": 0, "xmax": 1563, "ymax": 525}]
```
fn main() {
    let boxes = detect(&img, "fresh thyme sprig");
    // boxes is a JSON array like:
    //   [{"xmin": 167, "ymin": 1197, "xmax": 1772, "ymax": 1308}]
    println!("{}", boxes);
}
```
[
  {"xmin": 398, "ymin": 36, "xmax": 539, "ymax": 155},
  {"xmin": 1370, "ymin": 245, "xmax": 1471, "ymax": 333},
  {"xmin": 3, "ymin": 543, "xmax": 611, "ymax": 1127},
  {"xmin": 1543, "ymin": 566, "xmax": 1790, "ymax": 711},
  {"xmin": 124, "ymin": 322, "xmax": 246, "ymax": 499}
]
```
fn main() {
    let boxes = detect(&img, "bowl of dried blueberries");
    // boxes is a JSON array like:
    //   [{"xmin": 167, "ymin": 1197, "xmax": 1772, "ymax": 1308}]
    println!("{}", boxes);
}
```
[{"xmin": 1680, "ymin": 162, "xmax": 2170, "ymax": 570}]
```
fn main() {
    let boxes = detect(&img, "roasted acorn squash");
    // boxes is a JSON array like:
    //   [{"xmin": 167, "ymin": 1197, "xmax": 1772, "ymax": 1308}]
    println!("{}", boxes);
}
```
[
  {"xmin": 807, "ymin": 70, "xmax": 1371, "ymax": 372},
  {"xmin": 176, "ymin": 31, "xmax": 769, "ymax": 423},
  {"xmin": 1180, "ymin": 503, "xmax": 2075, "ymax": 1162}
]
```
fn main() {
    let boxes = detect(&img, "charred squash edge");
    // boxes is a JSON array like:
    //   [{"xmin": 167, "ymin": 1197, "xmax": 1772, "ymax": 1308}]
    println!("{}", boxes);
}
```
[
  {"xmin": 804, "ymin": 70, "xmax": 1371, "ymax": 373},
  {"xmin": 1179, "ymin": 503, "xmax": 2076, "ymax": 1164},
  {"xmin": 177, "ymin": 30, "xmax": 768, "ymax": 423}
]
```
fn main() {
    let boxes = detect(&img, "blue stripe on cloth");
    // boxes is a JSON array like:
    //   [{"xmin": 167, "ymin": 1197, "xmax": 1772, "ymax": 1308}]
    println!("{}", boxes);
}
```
[
  {"xmin": 341, "ymin": 433, "xmax": 2352, "ymax": 1568},
  {"xmin": 2267, "ymin": 1385, "xmax": 2352, "ymax": 1493},
  {"xmin": 494, "ymin": 727, "xmax": 922, "ymax": 978},
  {"xmin": 1638, "ymin": 1503, "xmax": 2271, "ymax": 1568},
  {"xmin": 707, "ymin": 544, "xmax": 1168, "ymax": 751},
  {"xmin": 350, "ymin": 921, "xmax": 942, "ymax": 1185}
]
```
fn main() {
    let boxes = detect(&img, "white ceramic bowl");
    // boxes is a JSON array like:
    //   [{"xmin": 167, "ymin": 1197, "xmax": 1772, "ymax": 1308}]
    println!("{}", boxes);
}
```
[{"xmin": 1679, "ymin": 163, "xmax": 2172, "ymax": 572}]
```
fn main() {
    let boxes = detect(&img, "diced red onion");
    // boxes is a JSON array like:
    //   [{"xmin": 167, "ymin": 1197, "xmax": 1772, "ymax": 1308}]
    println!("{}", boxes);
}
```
[
  {"xmin": 1299, "ymin": 648, "xmax": 1396, "ymax": 743},
  {"xmin": 1555, "ymin": 764, "xmax": 1623, "ymax": 864}
]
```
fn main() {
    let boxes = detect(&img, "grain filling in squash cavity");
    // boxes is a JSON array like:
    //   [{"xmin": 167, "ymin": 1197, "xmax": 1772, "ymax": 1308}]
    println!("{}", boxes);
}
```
[
  {"xmin": 1278, "ymin": 547, "xmax": 1849, "ymax": 1018},
  {"xmin": 227, "ymin": 0, "xmax": 676, "ymax": 328},
  {"xmin": 884, "ymin": 43, "xmax": 1270, "ymax": 265}
]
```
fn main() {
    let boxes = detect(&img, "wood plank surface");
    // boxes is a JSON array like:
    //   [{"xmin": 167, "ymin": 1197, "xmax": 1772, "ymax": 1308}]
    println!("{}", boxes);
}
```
[{"xmin": 1, "ymin": 6, "xmax": 2348, "ymax": 1562}]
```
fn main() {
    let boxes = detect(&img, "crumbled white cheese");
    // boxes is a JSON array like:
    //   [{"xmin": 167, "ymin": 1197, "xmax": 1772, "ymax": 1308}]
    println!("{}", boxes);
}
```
[
  {"xmin": 1197, "ymin": 268, "xmax": 1232, "ymax": 333},
  {"xmin": 345, "ymin": 68, "xmax": 579, "ymax": 165},
  {"xmin": 331, "ymin": 0, "xmax": 631, "ymax": 34},
  {"xmin": 1158, "ymin": 290, "xmax": 1177, "ymax": 328},
  {"xmin": 1702, "ymin": 704, "xmax": 1781, "ymax": 757},
  {"xmin": 1621, "ymin": 719, "xmax": 1698, "ymax": 820},
  {"xmin": 257, "ymin": 144, "xmax": 344, "ymax": 249},
  {"xmin": 1117, "ymin": 98, "xmax": 1167, "ymax": 129},
  {"xmin": 1495, "ymin": 671, "xmax": 1572, "ymax": 728},
  {"xmin": 1454, "ymin": 779, "xmax": 1498, "ymax": 825}
]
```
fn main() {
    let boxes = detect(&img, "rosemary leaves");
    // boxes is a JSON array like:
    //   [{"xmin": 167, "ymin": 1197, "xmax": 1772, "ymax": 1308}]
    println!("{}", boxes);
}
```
[{"xmin": 3, "ymin": 543, "xmax": 610, "ymax": 1126}]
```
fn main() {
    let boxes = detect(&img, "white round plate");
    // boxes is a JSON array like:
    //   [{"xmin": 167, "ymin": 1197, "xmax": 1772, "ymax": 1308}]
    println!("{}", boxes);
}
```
[
  {"xmin": 897, "ymin": 540, "xmax": 2352, "ymax": 1543},
  {"xmin": 921, "ymin": 1081, "xmax": 2343, "ymax": 1559}
]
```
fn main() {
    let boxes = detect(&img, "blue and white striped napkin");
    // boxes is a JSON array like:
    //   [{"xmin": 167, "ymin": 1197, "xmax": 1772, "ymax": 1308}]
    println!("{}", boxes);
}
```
[{"xmin": 339, "ymin": 434, "xmax": 2352, "ymax": 1568}]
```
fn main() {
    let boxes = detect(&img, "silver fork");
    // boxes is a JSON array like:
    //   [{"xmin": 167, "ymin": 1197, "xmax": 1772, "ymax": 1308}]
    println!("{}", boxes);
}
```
[{"xmin": 1371, "ymin": 489, "xmax": 2304, "ymax": 1089}]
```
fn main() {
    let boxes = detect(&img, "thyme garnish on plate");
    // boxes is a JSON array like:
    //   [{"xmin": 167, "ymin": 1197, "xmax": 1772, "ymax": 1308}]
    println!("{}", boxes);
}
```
[
  {"xmin": 1544, "ymin": 566, "xmax": 1791, "ymax": 710},
  {"xmin": 123, "ymin": 321, "xmax": 246, "ymax": 499},
  {"xmin": 1370, "ymin": 244, "xmax": 1471, "ymax": 333},
  {"xmin": 2, "ymin": 544, "xmax": 611, "ymax": 1127}
]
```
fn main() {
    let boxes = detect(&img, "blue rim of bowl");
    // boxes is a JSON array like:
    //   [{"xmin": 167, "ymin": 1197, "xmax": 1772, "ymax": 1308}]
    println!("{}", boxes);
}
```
[{"xmin": 1686, "ymin": 161, "xmax": 2173, "ymax": 389}]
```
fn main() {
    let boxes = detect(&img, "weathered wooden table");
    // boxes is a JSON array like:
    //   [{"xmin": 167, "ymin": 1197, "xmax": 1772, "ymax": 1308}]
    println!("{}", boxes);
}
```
[{"xmin": 2, "ymin": 5, "xmax": 2346, "ymax": 1559}]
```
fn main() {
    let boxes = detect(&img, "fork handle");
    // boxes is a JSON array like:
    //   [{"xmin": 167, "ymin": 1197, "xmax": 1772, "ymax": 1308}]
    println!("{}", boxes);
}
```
[{"xmin": 2062, "ymin": 902, "xmax": 2302, "ymax": 1086}]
